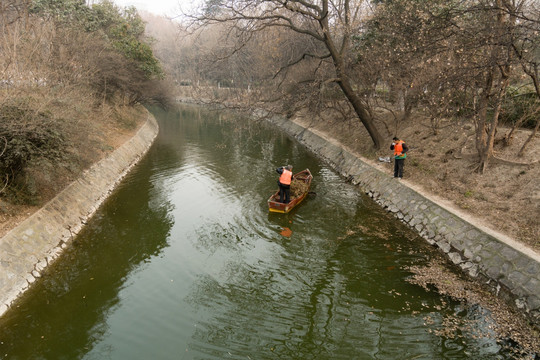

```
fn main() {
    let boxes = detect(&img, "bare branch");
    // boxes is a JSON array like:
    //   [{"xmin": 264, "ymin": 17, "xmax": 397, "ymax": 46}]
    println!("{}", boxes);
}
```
[{"xmin": 273, "ymin": 51, "xmax": 331, "ymax": 79}]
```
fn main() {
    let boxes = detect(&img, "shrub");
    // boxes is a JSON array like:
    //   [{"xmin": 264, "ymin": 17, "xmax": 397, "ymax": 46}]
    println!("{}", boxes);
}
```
[
  {"xmin": 499, "ymin": 87, "xmax": 539, "ymax": 129},
  {"xmin": 0, "ymin": 99, "xmax": 66, "ymax": 203}
]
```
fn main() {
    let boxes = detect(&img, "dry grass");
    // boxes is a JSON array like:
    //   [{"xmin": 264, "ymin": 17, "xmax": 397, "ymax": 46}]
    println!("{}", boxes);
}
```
[
  {"xmin": 293, "ymin": 108, "xmax": 540, "ymax": 252},
  {"xmin": 0, "ymin": 86, "xmax": 146, "ymax": 238},
  {"xmin": 290, "ymin": 178, "xmax": 309, "ymax": 198}
]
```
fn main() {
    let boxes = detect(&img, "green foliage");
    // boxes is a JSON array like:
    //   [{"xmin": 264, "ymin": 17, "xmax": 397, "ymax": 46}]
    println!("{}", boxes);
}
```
[
  {"xmin": 30, "ymin": 0, "xmax": 163, "ymax": 80},
  {"xmin": 30, "ymin": 0, "xmax": 91, "ymax": 24},
  {"xmin": 203, "ymin": 0, "xmax": 223, "ymax": 16},
  {"xmin": 92, "ymin": 1, "xmax": 163, "ymax": 79}
]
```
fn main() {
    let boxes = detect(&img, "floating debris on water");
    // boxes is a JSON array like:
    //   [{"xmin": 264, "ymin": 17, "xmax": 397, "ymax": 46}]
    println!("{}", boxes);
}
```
[{"xmin": 280, "ymin": 227, "xmax": 292, "ymax": 237}]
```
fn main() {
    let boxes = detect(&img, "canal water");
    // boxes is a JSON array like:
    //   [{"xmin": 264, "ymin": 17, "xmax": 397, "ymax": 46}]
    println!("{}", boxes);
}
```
[{"xmin": 0, "ymin": 105, "xmax": 521, "ymax": 359}]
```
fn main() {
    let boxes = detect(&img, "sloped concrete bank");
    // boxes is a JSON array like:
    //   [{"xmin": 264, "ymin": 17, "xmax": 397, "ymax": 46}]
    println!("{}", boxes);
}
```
[
  {"xmin": 0, "ymin": 114, "xmax": 159, "ymax": 317},
  {"xmin": 259, "ymin": 111, "xmax": 540, "ymax": 327}
]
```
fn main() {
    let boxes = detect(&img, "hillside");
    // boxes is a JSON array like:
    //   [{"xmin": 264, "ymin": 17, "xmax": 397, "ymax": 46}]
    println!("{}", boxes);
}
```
[
  {"xmin": 292, "ymin": 108, "xmax": 539, "ymax": 252},
  {"xmin": 0, "ymin": 105, "xmax": 147, "ymax": 239}
]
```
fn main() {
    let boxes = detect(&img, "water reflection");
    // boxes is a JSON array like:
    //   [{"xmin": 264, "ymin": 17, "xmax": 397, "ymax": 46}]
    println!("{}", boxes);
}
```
[
  {"xmin": 0, "ymin": 153, "xmax": 174, "ymax": 360},
  {"xmin": 0, "ymin": 105, "xmax": 528, "ymax": 359}
]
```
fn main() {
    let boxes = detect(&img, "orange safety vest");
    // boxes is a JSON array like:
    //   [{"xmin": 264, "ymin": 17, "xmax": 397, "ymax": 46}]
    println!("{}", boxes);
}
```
[
  {"xmin": 394, "ymin": 140, "xmax": 406, "ymax": 158},
  {"xmin": 279, "ymin": 169, "xmax": 292, "ymax": 185}
]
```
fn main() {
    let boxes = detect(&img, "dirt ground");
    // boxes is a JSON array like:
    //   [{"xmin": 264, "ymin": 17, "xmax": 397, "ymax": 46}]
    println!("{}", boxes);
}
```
[
  {"xmin": 293, "ymin": 109, "xmax": 539, "ymax": 252},
  {"xmin": 0, "ymin": 105, "xmax": 146, "ymax": 239},
  {"xmin": 293, "ymin": 108, "xmax": 540, "ymax": 355}
]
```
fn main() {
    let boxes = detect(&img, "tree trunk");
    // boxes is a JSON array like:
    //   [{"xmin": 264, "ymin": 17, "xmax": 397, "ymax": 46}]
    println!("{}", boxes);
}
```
[
  {"xmin": 518, "ymin": 118, "xmax": 540, "ymax": 157},
  {"xmin": 338, "ymin": 79, "xmax": 383, "ymax": 149},
  {"xmin": 475, "ymin": 78, "xmax": 490, "ymax": 167},
  {"xmin": 319, "ymin": 1, "xmax": 383, "ymax": 149},
  {"xmin": 476, "ymin": 0, "xmax": 513, "ymax": 173}
]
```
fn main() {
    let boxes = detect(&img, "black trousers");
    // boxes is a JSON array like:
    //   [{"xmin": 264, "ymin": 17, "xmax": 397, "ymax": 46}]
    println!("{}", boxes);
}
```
[
  {"xmin": 394, "ymin": 158, "xmax": 405, "ymax": 178},
  {"xmin": 278, "ymin": 182, "xmax": 291, "ymax": 203}
]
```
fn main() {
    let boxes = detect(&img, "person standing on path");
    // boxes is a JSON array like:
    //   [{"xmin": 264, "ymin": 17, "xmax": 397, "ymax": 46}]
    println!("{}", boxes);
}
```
[
  {"xmin": 276, "ymin": 165, "xmax": 293, "ymax": 203},
  {"xmin": 390, "ymin": 136, "xmax": 408, "ymax": 179}
]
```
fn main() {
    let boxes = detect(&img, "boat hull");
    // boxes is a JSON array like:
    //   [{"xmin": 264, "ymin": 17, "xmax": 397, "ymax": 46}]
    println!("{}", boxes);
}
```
[{"xmin": 268, "ymin": 169, "xmax": 312, "ymax": 213}]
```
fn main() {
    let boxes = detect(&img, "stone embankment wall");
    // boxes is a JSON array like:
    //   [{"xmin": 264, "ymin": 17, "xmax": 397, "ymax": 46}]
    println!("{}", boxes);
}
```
[
  {"xmin": 0, "ymin": 114, "xmax": 159, "ymax": 317},
  {"xmin": 260, "ymin": 112, "xmax": 540, "ymax": 327}
]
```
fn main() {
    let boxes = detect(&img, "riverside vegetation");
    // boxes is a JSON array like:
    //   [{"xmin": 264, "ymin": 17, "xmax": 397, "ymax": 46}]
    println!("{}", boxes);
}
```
[
  {"xmin": 1, "ymin": 0, "xmax": 539, "ymax": 355},
  {"xmin": 0, "ymin": 0, "xmax": 172, "ymax": 236},
  {"xmin": 153, "ymin": 0, "xmax": 539, "ymax": 251}
]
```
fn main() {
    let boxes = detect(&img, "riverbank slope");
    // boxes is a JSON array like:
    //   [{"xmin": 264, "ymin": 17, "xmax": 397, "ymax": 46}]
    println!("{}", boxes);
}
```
[
  {"xmin": 0, "ymin": 106, "xmax": 158, "ymax": 316},
  {"xmin": 289, "ymin": 108, "xmax": 539, "ymax": 252}
]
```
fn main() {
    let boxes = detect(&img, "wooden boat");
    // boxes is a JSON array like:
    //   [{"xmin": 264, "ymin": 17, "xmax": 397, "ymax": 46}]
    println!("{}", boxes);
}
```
[{"xmin": 268, "ymin": 169, "xmax": 313, "ymax": 213}]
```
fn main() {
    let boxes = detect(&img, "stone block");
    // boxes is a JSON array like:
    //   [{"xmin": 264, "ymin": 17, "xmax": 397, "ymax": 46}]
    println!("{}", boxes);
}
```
[
  {"xmin": 438, "ymin": 241, "xmax": 451, "ymax": 253},
  {"xmin": 465, "ymin": 229, "xmax": 482, "ymax": 241},
  {"xmin": 500, "ymin": 247, "xmax": 520, "ymax": 262},
  {"xmin": 449, "ymin": 252, "xmax": 463, "ymax": 265},
  {"xmin": 452, "ymin": 238, "xmax": 465, "ymax": 252},
  {"xmin": 486, "ymin": 266, "xmax": 502, "ymax": 280},
  {"xmin": 427, "ymin": 215, "xmax": 441, "ymax": 225},
  {"xmin": 468, "ymin": 264, "xmax": 479, "ymax": 278},
  {"xmin": 525, "ymin": 261, "xmax": 540, "ymax": 277},
  {"xmin": 508, "ymin": 271, "xmax": 530, "ymax": 289},
  {"xmin": 26, "ymin": 273, "xmax": 36, "ymax": 284},
  {"xmin": 523, "ymin": 278, "xmax": 540, "ymax": 296},
  {"xmin": 526, "ymin": 296, "xmax": 540, "ymax": 311},
  {"xmin": 499, "ymin": 275, "xmax": 515, "ymax": 291},
  {"xmin": 463, "ymin": 248, "xmax": 474, "ymax": 260},
  {"xmin": 35, "ymin": 259, "xmax": 47, "ymax": 272}
]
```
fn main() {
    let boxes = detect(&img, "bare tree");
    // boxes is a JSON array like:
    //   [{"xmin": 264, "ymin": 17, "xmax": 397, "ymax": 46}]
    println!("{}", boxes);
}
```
[
  {"xmin": 187, "ymin": 0, "xmax": 384, "ymax": 149},
  {"xmin": 509, "ymin": 2, "xmax": 540, "ymax": 157}
]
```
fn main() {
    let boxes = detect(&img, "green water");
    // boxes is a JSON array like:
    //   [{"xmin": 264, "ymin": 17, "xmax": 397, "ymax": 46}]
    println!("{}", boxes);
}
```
[{"xmin": 0, "ymin": 105, "xmax": 522, "ymax": 359}]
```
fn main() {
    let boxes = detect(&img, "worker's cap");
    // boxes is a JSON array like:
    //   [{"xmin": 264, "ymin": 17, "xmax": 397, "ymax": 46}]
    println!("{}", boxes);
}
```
[{"xmin": 286, "ymin": 165, "xmax": 293, "ymax": 170}]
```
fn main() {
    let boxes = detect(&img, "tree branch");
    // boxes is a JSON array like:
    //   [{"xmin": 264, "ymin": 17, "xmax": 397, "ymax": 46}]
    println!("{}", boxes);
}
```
[{"xmin": 273, "ymin": 51, "xmax": 331, "ymax": 79}]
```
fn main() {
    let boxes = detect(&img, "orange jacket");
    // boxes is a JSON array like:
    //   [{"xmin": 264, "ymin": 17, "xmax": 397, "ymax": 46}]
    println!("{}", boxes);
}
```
[
  {"xmin": 393, "ymin": 140, "xmax": 407, "ymax": 159},
  {"xmin": 279, "ymin": 169, "xmax": 293, "ymax": 185}
]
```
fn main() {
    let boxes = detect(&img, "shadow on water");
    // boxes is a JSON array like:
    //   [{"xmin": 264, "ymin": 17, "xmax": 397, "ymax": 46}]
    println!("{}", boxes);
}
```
[{"xmin": 0, "ymin": 137, "xmax": 175, "ymax": 360}]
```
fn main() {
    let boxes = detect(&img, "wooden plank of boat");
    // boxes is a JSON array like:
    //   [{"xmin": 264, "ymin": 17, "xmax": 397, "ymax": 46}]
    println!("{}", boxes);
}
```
[{"xmin": 268, "ymin": 169, "xmax": 313, "ymax": 213}]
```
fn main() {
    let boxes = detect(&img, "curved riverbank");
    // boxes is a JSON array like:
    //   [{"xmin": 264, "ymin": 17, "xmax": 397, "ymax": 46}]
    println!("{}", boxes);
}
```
[
  {"xmin": 0, "ymin": 113, "xmax": 159, "ymax": 317},
  {"xmin": 254, "ymin": 110, "xmax": 540, "ymax": 328}
]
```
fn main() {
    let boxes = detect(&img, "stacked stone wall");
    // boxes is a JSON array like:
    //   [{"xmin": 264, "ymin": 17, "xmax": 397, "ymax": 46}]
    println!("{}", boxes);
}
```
[
  {"xmin": 0, "ymin": 114, "xmax": 159, "ymax": 317},
  {"xmin": 262, "ymin": 112, "xmax": 540, "ymax": 327}
]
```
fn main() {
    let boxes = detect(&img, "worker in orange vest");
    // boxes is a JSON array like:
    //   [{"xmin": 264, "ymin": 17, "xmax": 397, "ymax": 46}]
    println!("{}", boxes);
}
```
[
  {"xmin": 276, "ymin": 165, "xmax": 294, "ymax": 203},
  {"xmin": 390, "ymin": 136, "xmax": 409, "ymax": 179}
]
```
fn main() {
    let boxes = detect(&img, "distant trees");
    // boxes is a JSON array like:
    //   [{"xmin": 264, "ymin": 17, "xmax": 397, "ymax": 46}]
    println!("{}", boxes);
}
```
[
  {"xmin": 166, "ymin": 0, "xmax": 539, "ymax": 169},
  {"xmin": 187, "ymin": 0, "xmax": 385, "ymax": 149},
  {"xmin": 27, "ymin": 0, "xmax": 165, "ymax": 105}
]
